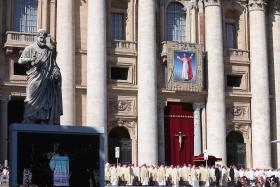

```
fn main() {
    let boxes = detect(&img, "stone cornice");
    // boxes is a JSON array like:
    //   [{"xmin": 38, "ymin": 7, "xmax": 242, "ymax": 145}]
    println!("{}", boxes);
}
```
[
  {"xmin": 248, "ymin": 0, "xmax": 267, "ymax": 12},
  {"xmin": 204, "ymin": 0, "xmax": 222, "ymax": 7}
]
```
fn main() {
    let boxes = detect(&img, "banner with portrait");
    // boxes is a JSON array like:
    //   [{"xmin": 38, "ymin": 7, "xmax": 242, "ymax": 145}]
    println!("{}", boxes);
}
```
[{"xmin": 162, "ymin": 42, "xmax": 204, "ymax": 92}]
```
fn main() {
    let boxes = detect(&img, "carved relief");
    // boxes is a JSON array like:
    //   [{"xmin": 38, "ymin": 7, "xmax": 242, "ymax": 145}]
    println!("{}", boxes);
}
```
[
  {"xmin": 113, "ymin": 100, "xmax": 132, "ymax": 112},
  {"xmin": 230, "ymin": 106, "xmax": 247, "ymax": 117},
  {"xmin": 248, "ymin": 0, "xmax": 267, "ymax": 11},
  {"xmin": 226, "ymin": 104, "xmax": 250, "ymax": 121},
  {"xmin": 109, "ymin": 97, "xmax": 137, "ymax": 116}
]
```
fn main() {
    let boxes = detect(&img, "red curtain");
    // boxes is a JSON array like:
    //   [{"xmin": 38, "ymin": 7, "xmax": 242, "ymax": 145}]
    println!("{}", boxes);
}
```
[{"xmin": 165, "ymin": 102, "xmax": 194, "ymax": 166}]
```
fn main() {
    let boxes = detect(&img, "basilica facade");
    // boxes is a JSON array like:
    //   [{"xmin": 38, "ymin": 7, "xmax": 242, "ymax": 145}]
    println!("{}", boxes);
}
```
[{"xmin": 0, "ymin": 0, "xmax": 279, "ymax": 169}]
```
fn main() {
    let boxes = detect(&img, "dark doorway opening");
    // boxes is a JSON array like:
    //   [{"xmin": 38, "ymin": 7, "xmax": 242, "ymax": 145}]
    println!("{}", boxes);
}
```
[
  {"xmin": 8, "ymin": 97, "xmax": 24, "ymax": 125},
  {"xmin": 108, "ymin": 127, "xmax": 132, "ymax": 164},
  {"xmin": 226, "ymin": 131, "xmax": 246, "ymax": 168}
]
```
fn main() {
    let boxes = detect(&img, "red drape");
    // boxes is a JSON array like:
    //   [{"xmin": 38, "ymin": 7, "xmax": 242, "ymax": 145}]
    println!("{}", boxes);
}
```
[{"xmin": 165, "ymin": 102, "xmax": 194, "ymax": 166}]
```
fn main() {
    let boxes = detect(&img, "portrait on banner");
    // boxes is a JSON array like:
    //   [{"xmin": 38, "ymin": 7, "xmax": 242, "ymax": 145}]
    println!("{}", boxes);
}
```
[{"xmin": 173, "ymin": 50, "xmax": 197, "ymax": 82}]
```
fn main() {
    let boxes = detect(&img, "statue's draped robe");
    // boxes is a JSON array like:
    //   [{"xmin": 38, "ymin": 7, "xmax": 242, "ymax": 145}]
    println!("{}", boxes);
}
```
[{"xmin": 20, "ymin": 43, "xmax": 63, "ymax": 124}]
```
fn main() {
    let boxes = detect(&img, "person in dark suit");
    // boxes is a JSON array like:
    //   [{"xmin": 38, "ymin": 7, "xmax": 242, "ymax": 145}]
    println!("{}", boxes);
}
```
[
  {"xmin": 229, "ymin": 165, "xmax": 235, "ymax": 186},
  {"xmin": 215, "ymin": 165, "xmax": 221, "ymax": 186}
]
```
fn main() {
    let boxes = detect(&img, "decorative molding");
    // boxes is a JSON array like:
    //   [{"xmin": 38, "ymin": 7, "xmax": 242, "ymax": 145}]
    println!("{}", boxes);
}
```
[
  {"xmin": 226, "ymin": 124, "xmax": 250, "ymax": 142},
  {"xmin": 113, "ymin": 119, "xmax": 137, "ymax": 128},
  {"xmin": 108, "ymin": 119, "xmax": 137, "ymax": 139},
  {"xmin": 204, "ymin": 0, "xmax": 221, "ymax": 7},
  {"xmin": 248, "ymin": 0, "xmax": 267, "ymax": 12}
]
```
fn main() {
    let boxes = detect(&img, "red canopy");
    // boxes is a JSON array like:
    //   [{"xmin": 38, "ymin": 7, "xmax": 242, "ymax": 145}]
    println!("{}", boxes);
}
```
[{"xmin": 193, "ymin": 153, "xmax": 222, "ymax": 166}]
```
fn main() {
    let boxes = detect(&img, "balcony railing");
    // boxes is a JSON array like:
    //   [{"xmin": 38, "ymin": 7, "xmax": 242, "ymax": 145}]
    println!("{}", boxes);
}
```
[
  {"xmin": 4, "ymin": 31, "xmax": 52, "ymax": 54},
  {"xmin": 109, "ymin": 40, "xmax": 137, "ymax": 55},
  {"xmin": 225, "ymin": 48, "xmax": 250, "ymax": 63},
  {"xmin": 4, "ymin": 31, "xmax": 36, "ymax": 48}
]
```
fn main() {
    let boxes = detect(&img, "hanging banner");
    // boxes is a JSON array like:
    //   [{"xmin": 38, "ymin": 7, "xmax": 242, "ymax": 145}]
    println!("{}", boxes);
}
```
[{"xmin": 162, "ymin": 42, "xmax": 204, "ymax": 92}]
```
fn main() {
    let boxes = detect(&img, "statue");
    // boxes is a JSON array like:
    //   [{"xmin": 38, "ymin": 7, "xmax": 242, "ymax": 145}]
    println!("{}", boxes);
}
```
[
  {"xmin": 175, "ymin": 131, "xmax": 186, "ymax": 150},
  {"xmin": 18, "ymin": 29, "xmax": 63, "ymax": 125}
]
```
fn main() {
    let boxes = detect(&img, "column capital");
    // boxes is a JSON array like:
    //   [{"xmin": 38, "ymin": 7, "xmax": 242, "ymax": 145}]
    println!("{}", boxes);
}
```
[
  {"xmin": 269, "ymin": 1, "xmax": 280, "ymax": 15},
  {"xmin": 204, "ymin": 0, "xmax": 222, "ymax": 7},
  {"xmin": 248, "ymin": 0, "xmax": 267, "ymax": 12},
  {"xmin": 193, "ymin": 102, "xmax": 205, "ymax": 111},
  {"xmin": 198, "ymin": 0, "xmax": 204, "ymax": 14},
  {"xmin": 189, "ymin": 2, "xmax": 198, "ymax": 10}
]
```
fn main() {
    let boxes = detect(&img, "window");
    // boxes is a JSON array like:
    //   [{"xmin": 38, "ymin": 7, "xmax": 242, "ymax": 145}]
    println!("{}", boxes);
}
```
[
  {"xmin": 13, "ymin": 0, "xmax": 38, "ymax": 33},
  {"xmin": 111, "ymin": 67, "xmax": 129, "ymax": 80},
  {"xmin": 225, "ymin": 23, "xmax": 237, "ymax": 48},
  {"xmin": 227, "ymin": 75, "xmax": 242, "ymax": 87},
  {"xmin": 112, "ymin": 13, "xmax": 124, "ymax": 40},
  {"xmin": 14, "ymin": 63, "xmax": 27, "ymax": 76},
  {"xmin": 166, "ymin": 2, "xmax": 186, "ymax": 42}
]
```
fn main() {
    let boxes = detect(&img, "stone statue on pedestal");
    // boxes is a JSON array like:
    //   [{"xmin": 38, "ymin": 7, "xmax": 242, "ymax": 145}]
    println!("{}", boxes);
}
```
[{"xmin": 18, "ymin": 29, "xmax": 63, "ymax": 125}]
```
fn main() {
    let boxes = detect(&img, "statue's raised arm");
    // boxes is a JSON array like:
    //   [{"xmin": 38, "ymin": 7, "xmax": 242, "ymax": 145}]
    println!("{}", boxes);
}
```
[{"xmin": 18, "ymin": 29, "xmax": 63, "ymax": 125}]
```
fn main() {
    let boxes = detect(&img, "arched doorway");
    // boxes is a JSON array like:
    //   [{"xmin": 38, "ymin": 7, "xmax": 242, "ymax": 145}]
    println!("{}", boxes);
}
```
[
  {"xmin": 226, "ymin": 131, "xmax": 246, "ymax": 168},
  {"xmin": 108, "ymin": 127, "xmax": 132, "ymax": 164}
]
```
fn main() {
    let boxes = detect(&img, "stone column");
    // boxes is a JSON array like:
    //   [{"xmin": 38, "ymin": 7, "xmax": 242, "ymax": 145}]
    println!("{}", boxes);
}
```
[
  {"xmin": 269, "ymin": 1, "xmax": 280, "ymax": 168},
  {"xmin": 249, "ymin": 0, "xmax": 271, "ymax": 168},
  {"xmin": 198, "ymin": 0, "xmax": 205, "ymax": 47},
  {"xmin": 158, "ymin": 100, "xmax": 166, "ymax": 164},
  {"xmin": 138, "ymin": 0, "xmax": 158, "ymax": 165},
  {"xmin": 0, "ymin": 95, "xmax": 10, "ymax": 163},
  {"xmin": 190, "ymin": 3, "xmax": 197, "ymax": 43},
  {"xmin": 87, "ymin": 0, "xmax": 107, "ymax": 129},
  {"xmin": 41, "ymin": 0, "xmax": 49, "ymax": 31},
  {"xmin": 193, "ymin": 102, "xmax": 204, "ymax": 156},
  {"xmin": 56, "ymin": 0, "xmax": 75, "ymax": 125},
  {"xmin": 201, "ymin": 104, "xmax": 207, "ymax": 151},
  {"xmin": 204, "ymin": 0, "xmax": 227, "ymax": 163}
]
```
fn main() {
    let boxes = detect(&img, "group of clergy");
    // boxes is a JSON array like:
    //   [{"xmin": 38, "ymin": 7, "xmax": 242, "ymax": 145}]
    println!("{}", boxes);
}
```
[{"xmin": 105, "ymin": 163, "xmax": 280, "ymax": 186}]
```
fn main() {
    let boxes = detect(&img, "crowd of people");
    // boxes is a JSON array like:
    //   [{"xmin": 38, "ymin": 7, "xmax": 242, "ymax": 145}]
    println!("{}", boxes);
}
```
[
  {"xmin": 105, "ymin": 163, "xmax": 280, "ymax": 186},
  {"xmin": 0, "ymin": 164, "xmax": 9, "ymax": 185}
]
